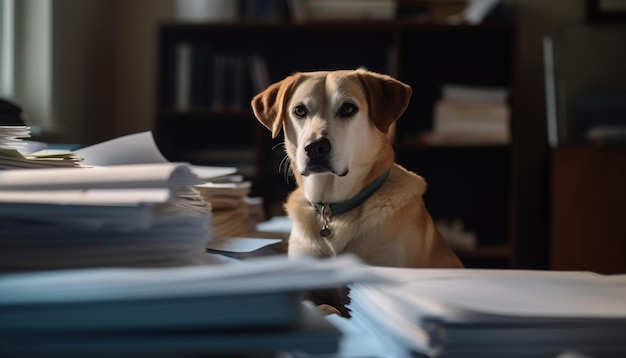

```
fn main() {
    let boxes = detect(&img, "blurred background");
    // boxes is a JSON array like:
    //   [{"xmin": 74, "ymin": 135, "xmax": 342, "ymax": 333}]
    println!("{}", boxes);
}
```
[{"xmin": 1, "ymin": 0, "xmax": 624, "ymax": 272}]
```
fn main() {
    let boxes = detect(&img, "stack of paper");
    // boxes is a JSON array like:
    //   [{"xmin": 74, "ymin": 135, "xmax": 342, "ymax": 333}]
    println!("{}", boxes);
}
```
[
  {"xmin": 0, "ymin": 126, "xmax": 82, "ymax": 168},
  {"xmin": 0, "ymin": 254, "xmax": 383, "ymax": 357},
  {"xmin": 349, "ymin": 267, "xmax": 626, "ymax": 358},
  {"xmin": 0, "ymin": 125, "xmax": 30, "ymax": 150},
  {"xmin": 420, "ymin": 85, "xmax": 511, "ymax": 146},
  {"xmin": 194, "ymin": 177, "xmax": 256, "ymax": 239},
  {"xmin": 0, "ymin": 162, "xmax": 213, "ymax": 271}
]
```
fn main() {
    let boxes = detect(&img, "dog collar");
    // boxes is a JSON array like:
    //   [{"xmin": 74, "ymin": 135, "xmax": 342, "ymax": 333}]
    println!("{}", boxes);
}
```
[{"xmin": 310, "ymin": 168, "xmax": 391, "ymax": 237}]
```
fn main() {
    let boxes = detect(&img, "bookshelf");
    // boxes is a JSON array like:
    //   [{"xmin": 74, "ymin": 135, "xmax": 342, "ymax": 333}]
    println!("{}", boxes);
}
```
[{"xmin": 155, "ymin": 20, "xmax": 517, "ymax": 268}]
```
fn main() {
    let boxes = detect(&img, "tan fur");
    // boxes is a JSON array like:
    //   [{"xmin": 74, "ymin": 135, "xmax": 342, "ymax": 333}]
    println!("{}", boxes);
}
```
[{"xmin": 251, "ymin": 68, "xmax": 463, "ymax": 270}]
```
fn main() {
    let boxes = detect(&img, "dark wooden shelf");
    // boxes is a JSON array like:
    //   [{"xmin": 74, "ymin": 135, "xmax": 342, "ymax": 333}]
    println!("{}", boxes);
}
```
[
  {"xmin": 158, "ymin": 108, "xmax": 253, "ymax": 118},
  {"xmin": 396, "ymin": 139, "xmax": 511, "ymax": 150},
  {"xmin": 158, "ymin": 19, "xmax": 513, "ymax": 32},
  {"xmin": 455, "ymin": 244, "xmax": 514, "ymax": 259}
]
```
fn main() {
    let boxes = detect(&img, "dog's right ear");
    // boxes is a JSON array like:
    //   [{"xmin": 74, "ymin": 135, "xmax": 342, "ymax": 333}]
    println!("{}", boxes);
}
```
[{"xmin": 251, "ymin": 75, "xmax": 300, "ymax": 138}]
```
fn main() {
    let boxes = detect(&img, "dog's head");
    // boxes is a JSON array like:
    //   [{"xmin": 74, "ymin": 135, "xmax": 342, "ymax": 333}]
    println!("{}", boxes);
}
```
[{"xmin": 251, "ymin": 68, "xmax": 412, "ymax": 181}]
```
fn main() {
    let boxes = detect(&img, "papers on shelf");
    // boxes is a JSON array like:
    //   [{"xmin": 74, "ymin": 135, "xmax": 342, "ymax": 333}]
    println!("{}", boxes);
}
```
[
  {"xmin": 419, "ymin": 84, "xmax": 511, "ymax": 146},
  {"xmin": 349, "ymin": 267, "xmax": 626, "ymax": 357}
]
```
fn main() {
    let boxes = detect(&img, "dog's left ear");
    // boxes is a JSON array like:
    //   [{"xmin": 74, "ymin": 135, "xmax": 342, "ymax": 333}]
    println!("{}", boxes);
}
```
[
  {"xmin": 357, "ymin": 70, "xmax": 412, "ymax": 133},
  {"xmin": 251, "ymin": 74, "xmax": 300, "ymax": 138}
]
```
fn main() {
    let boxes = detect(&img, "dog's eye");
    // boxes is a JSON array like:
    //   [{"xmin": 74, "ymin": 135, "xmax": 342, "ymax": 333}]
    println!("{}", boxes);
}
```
[
  {"xmin": 338, "ymin": 103, "xmax": 358, "ymax": 118},
  {"xmin": 293, "ymin": 105, "xmax": 308, "ymax": 118}
]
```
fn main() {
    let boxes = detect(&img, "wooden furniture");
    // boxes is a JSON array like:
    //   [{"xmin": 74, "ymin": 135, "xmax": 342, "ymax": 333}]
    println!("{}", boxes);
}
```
[
  {"xmin": 155, "ymin": 20, "xmax": 517, "ymax": 268},
  {"xmin": 551, "ymin": 145, "xmax": 626, "ymax": 274}
]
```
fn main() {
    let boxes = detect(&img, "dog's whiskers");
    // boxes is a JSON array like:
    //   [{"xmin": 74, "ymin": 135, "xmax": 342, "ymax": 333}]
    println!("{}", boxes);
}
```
[
  {"xmin": 279, "ymin": 155, "xmax": 293, "ymax": 183},
  {"xmin": 272, "ymin": 142, "xmax": 293, "ymax": 183}
]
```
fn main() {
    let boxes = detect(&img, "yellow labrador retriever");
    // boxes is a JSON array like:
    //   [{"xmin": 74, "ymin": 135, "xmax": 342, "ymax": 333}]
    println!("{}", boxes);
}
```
[{"xmin": 252, "ymin": 69, "xmax": 463, "ymax": 313}]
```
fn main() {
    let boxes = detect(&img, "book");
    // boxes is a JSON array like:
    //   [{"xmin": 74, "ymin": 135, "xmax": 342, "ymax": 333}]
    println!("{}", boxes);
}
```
[
  {"xmin": 190, "ymin": 43, "xmax": 213, "ymax": 109},
  {"xmin": 441, "ymin": 84, "xmax": 509, "ymax": 104},
  {"xmin": 175, "ymin": 42, "xmax": 192, "ymax": 110},
  {"xmin": 248, "ymin": 53, "xmax": 271, "ymax": 95},
  {"xmin": 294, "ymin": 0, "xmax": 396, "ymax": 21}
]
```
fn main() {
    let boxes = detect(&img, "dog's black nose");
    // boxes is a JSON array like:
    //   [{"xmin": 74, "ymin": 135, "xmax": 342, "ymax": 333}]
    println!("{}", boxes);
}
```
[{"xmin": 305, "ymin": 138, "xmax": 331, "ymax": 160}]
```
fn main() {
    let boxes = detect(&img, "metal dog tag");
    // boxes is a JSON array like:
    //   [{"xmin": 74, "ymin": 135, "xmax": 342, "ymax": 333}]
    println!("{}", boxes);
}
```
[{"xmin": 320, "ymin": 224, "xmax": 331, "ymax": 237}]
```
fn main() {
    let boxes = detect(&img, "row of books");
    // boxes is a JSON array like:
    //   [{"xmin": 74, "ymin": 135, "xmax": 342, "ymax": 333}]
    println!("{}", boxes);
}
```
[
  {"xmin": 288, "ymin": 0, "xmax": 396, "ymax": 22},
  {"xmin": 174, "ymin": 43, "xmax": 270, "ymax": 111},
  {"xmin": 175, "ymin": 0, "xmax": 289, "ymax": 22}
]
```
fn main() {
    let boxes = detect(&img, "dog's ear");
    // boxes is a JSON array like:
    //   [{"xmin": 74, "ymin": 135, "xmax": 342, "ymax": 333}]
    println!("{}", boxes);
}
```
[
  {"xmin": 251, "ymin": 75, "xmax": 300, "ymax": 138},
  {"xmin": 357, "ymin": 70, "xmax": 412, "ymax": 133}
]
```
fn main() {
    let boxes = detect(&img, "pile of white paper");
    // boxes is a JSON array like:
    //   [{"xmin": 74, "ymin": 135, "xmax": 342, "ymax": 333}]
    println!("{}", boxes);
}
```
[
  {"xmin": 0, "ymin": 125, "xmax": 30, "ymax": 150},
  {"xmin": 0, "ymin": 254, "xmax": 382, "ymax": 357},
  {"xmin": 195, "ymin": 178, "xmax": 255, "ymax": 239},
  {"xmin": 0, "ymin": 162, "xmax": 213, "ymax": 270},
  {"xmin": 0, "ymin": 126, "xmax": 82, "ymax": 168},
  {"xmin": 0, "ymin": 131, "xmax": 243, "ymax": 271},
  {"xmin": 349, "ymin": 267, "xmax": 626, "ymax": 358}
]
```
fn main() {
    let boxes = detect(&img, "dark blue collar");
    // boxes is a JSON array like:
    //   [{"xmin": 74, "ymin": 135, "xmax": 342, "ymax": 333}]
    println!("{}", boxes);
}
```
[{"xmin": 310, "ymin": 168, "xmax": 390, "ymax": 218}]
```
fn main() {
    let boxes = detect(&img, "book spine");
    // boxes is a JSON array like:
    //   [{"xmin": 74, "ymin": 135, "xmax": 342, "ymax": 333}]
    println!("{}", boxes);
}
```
[
  {"xmin": 211, "ymin": 53, "xmax": 226, "ymax": 110},
  {"xmin": 175, "ymin": 42, "xmax": 192, "ymax": 111}
]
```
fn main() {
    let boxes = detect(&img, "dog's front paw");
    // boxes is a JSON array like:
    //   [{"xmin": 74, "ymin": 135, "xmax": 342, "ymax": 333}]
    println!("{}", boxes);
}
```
[{"xmin": 316, "ymin": 304, "xmax": 342, "ymax": 316}]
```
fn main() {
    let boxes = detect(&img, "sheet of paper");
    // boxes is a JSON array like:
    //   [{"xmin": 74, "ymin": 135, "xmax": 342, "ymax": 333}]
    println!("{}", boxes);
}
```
[
  {"xmin": 75, "ymin": 131, "xmax": 236, "ymax": 180},
  {"xmin": 206, "ymin": 236, "xmax": 282, "ymax": 253},
  {"xmin": 398, "ymin": 274, "xmax": 626, "ymax": 319},
  {"xmin": 256, "ymin": 215, "xmax": 292, "ymax": 234},
  {"xmin": 0, "ymin": 163, "xmax": 201, "ymax": 190},
  {"xmin": 76, "ymin": 131, "xmax": 170, "ymax": 166},
  {"xmin": 0, "ymin": 254, "xmax": 380, "ymax": 304},
  {"xmin": 0, "ymin": 188, "xmax": 171, "ymax": 205},
  {"xmin": 356, "ymin": 267, "xmax": 626, "ymax": 320}
]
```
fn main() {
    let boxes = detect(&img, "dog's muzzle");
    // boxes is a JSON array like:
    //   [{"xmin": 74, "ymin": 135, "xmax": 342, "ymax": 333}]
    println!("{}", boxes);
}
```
[{"xmin": 303, "ymin": 138, "xmax": 332, "ymax": 175}]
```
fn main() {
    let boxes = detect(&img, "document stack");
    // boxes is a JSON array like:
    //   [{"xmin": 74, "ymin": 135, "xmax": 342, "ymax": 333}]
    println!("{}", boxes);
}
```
[
  {"xmin": 0, "ymin": 254, "xmax": 380, "ymax": 357},
  {"xmin": 420, "ymin": 84, "xmax": 510, "ymax": 145},
  {"xmin": 0, "ymin": 130, "xmax": 242, "ymax": 271},
  {"xmin": 194, "ymin": 177, "xmax": 265, "ymax": 240},
  {"xmin": 0, "ymin": 126, "xmax": 82, "ymax": 168},
  {"xmin": 349, "ymin": 267, "xmax": 626, "ymax": 358},
  {"xmin": 0, "ymin": 162, "xmax": 213, "ymax": 271},
  {"xmin": 1, "ymin": 99, "xmax": 82, "ymax": 168}
]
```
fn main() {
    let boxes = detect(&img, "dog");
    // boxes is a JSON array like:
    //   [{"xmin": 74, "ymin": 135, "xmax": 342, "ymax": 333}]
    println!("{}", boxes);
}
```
[{"xmin": 252, "ymin": 68, "xmax": 463, "ymax": 315}]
